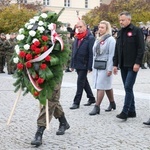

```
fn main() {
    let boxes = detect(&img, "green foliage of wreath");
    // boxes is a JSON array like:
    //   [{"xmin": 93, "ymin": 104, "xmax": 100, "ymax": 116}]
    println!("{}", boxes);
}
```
[{"xmin": 12, "ymin": 8, "xmax": 71, "ymax": 105}]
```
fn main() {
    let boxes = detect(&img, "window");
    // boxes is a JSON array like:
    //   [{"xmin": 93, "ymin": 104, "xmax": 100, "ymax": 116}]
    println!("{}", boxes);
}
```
[
  {"xmin": 64, "ymin": 0, "xmax": 70, "ymax": 7},
  {"xmin": 43, "ymin": 0, "xmax": 50, "ymax": 5},
  {"xmin": 85, "ymin": 0, "xmax": 88, "ymax": 8},
  {"xmin": 100, "ymin": 0, "xmax": 102, "ymax": 6},
  {"xmin": 17, "ymin": 0, "xmax": 27, "ymax": 3}
]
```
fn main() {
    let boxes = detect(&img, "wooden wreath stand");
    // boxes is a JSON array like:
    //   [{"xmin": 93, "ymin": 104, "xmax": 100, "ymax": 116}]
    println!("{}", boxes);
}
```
[{"xmin": 7, "ymin": 88, "xmax": 50, "ymax": 130}]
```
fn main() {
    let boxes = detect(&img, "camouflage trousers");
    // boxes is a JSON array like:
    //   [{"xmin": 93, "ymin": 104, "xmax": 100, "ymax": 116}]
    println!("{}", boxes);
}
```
[
  {"xmin": 0, "ymin": 52, "xmax": 5, "ymax": 72},
  {"xmin": 37, "ymin": 82, "xmax": 64, "ymax": 127},
  {"xmin": 142, "ymin": 50, "xmax": 150, "ymax": 65},
  {"xmin": 5, "ymin": 53, "xmax": 16, "ymax": 74}
]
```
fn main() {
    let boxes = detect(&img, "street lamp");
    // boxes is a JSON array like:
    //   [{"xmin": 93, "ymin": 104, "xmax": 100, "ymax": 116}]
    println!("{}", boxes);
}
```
[{"xmin": 76, "ymin": 10, "xmax": 80, "ymax": 20}]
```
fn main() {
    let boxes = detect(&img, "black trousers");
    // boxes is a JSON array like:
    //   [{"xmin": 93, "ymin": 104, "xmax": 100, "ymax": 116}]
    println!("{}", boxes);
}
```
[{"xmin": 73, "ymin": 69, "xmax": 95, "ymax": 105}]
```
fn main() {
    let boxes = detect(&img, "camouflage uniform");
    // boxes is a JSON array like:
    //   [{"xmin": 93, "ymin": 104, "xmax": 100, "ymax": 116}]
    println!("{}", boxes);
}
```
[
  {"xmin": 37, "ymin": 81, "xmax": 64, "ymax": 127},
  {"xmin": 0, "ymin": 34, "xmax": 6, "ymax": 73},
  {"xmin": 65, "ymin": 34, "xmax": 73, "ymax": 72},
  {"xmin": 31, "ymin": 79, "xmax": 70, "ymax": 146},
  {"xmin": 145, "ymin": 39, "xmax": 150, "ymax": 68},
  {"xmin": 4, "ymin": 36, "xmax": 17, "ymax": 74}
]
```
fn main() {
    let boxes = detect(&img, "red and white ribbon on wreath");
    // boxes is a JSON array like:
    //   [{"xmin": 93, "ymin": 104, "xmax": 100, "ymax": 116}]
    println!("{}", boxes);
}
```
[
  {"xmin": 50, "ymin": 23, "xmax": 64, "ymax": 50},
  {"xmin": 26, "ymin": 23, "xmax": 64, "ymax": 92}
]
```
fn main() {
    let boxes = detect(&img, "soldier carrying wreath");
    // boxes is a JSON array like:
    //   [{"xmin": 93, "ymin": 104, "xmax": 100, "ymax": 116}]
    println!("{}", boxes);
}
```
[{"xmin": 12, "ymin": 8, "xmax": 71, "ymax": 147}]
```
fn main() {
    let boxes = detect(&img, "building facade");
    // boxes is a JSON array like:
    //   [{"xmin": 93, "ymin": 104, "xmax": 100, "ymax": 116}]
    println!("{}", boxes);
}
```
[{"xmin": 11, "ymin": 0, "xmax": 112, "ymax": 27}]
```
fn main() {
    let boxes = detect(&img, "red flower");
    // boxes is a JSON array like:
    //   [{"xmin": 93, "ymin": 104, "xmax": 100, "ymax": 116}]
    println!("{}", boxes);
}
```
[
  {"xmin": 34, "ymin": 91, "xmax": 39, "ymax": 96},
  {"xmin": 19, "ymin": 51, "xmax": 26, "ymax": 58},
  {"xmin": 30, "ymin": 44, "xmax": 36, "ymax": 51},
  {"xmin": 40, "ymin": 63, "xmax": 47, "ymax": 70},
  {"xmin": 17, "ymin": 63, "xmax": 24, "ymax": 70},
  {"xmin": 35, "ymin": 48, "xmax": 41, "ymax": 54},
  {"xmin": 37, "ymin": 77, "xmax": 44, "ymax": 84},
  {"xmin": 26, "ymin": 53, "xmax": 33, "ymax": 60},
  {"xmin": 34, "ymin": 41, "xmax": 40, "ymax": 47},
  {"xmin": 42, "ymin": 35, "xmax": 49, "ymax": 41},
  {"xmin": 43, "ymin": 46, "xmax": 48, "ymax": 51},
  {"xmin": 45, "ymin": 55, "xmax": 51, "ymax": 61},
  {"xmin": 25, "ymin": 62, "xmax": 32, "ymax": 68}
]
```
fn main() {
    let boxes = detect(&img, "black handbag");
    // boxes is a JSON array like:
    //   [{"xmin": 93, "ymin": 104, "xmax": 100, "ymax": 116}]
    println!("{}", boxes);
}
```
[
  {"xmin": 94, "ymin": 34, "xmax": 111, "ymax": 70},
  {"xmin": 94, "ymin": 59, "xmax": 107, "ymax": 70}
]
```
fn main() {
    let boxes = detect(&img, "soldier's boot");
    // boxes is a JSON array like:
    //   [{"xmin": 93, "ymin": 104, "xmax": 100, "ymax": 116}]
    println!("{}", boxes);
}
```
[
  {"xmin": 56, "ymin": 115, "xmax": 70, "ymax": 135},
  {"xmin": 141, "ymin": 64, "xmax": 147, "ymax": 69},
  {"xmin": 31, "ymin": 126, "xmax": 46, "ymax": 147}
]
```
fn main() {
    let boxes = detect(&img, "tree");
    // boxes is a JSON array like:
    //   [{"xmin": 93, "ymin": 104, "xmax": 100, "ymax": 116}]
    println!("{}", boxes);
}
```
[
  {"xmin": 82, "ymin": 0, "xmax": 150, "ymax": 28},
  {"xmin": 0, "ymin": 4, "xmax": 36, "ymax": 33},
  {"xmin": 0, "ymin": 0, "xmax": 11, "ymax": 7}
]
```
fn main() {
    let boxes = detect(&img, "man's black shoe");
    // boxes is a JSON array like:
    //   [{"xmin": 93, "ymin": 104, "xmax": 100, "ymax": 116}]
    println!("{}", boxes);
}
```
[
  {"xmin": 116, "ymin": 112, "xmax": 127, "ymax": 120},
  {"xmin": 141, "ymin": 65, "xmax": 147, "ymax": 69},
  {"xmin": 84, "ymin": 100, "xmax": 96, "ymax": 106},
  {"xmin": 128, "ymin": 111, "xmax": 136, "ymax": 118},
  {"xmin": 143, "ymin": 118, "xmax": 150, "ymax": 125},
  {"xmin": 70, "ymin": 104, "xmax": 79, "ymax": 109}
]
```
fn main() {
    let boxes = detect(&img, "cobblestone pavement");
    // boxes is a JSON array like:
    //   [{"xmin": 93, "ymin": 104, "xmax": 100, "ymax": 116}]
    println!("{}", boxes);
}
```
[{"xmin": 0, "ymin": 68, "xmax": 150, "ymax": 150}]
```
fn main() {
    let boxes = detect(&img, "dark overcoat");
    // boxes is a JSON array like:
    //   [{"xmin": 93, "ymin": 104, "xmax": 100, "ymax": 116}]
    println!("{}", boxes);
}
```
[
  {"xmin": 71, "ymin": 30, "xmax": 95, "ymax": 71},
  {"xmin": 113, "ymin": 24, "xmax": 144, "ymax": 68}
]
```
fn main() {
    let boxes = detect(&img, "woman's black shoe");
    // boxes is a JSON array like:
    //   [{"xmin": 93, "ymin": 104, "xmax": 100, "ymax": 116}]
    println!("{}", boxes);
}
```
[
  {"xmin": 105, "ymin": 101, "xmax": 116, "ymax": 111},
  {"xmin": 116, "ymin": 112, "xmax": 127, "ymax": 120},
  {"xmin": 143, "ymin": 118, "xmax": 150, "ymax": 125},
  {"xmin": 89, "ymin": 105, "xmax": 100, "ymax": 115}
]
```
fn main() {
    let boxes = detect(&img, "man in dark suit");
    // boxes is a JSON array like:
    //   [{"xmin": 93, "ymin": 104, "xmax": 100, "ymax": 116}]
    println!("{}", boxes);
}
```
[
  {"xmin": 113, "ymin": 11, "xmax": 144, "ymax": 120},
  {"xmin": 70, "ymin": 20, "xmax": 95, "ymax": 109}
]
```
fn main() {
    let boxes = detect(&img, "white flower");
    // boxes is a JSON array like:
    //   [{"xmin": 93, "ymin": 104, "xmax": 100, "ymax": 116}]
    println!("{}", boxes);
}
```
[
  {"xmin": 24, "ymin": 44, "xmax": 30, "ymax": 50},
  {"xmin": 16, "ymin": 34, "xmax": 25, "ymax": 41},
  {"xmin": 29, "ymin": 30, "xmax": 36, "ymax": 37},
  {"xmin": 15, "ymin": 48, "xmax": 20, "ymax": 55},
  {"xmin": 14, "ymin": 45, "xmax": 19, "ymax": 51},
  {"xmin": 38, "ymin": 21, "xmax": 44, "ymax": 26},
  {"xmin": 37, "ymin": 26, "xmax": 45, "ymax": 33},
  {"xmin": 27, "ymin": 25, "xmax": 33, "ymax": 30},
  {"xmin": 33, "ymin": 16, "xmax": 39, "ymax": 21},
  {"xmin": 13, "ymin": 57, "xmax": 19, "ymax": 64},
  {"xmin": 32, "ymin": 38, "xmax": 39, "ymax": 43},
  {"xmin": 25, "ymin": 23, "xmax": 30, "ymax": 28},
  {"xmin": 48, "ymin": 23, "xmax": 55, "ymax": 30},
  {"xmin": 40, "ymin": 13, "xmax": 48, "ymax": 18},
  {"xmin": 29, "ymin": 18, "xmax": 36, "ymax": 24},
  {"xmin": 19, "ymin": 28, "xmax": 24, "ymax": 34}
]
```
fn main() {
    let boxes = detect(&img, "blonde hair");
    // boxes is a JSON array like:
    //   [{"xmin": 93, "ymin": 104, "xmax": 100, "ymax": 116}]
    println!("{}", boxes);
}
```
[
  {"xmin": 96, "ymin": 20, "xmax": 112, "ymax": 40},
  {"xmin": 99, "ymin": 20, "xmax": 112, "ymax": 35}
]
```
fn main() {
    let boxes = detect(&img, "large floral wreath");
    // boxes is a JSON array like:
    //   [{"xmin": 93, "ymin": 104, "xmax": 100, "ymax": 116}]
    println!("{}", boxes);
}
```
[{"xmin": 12, "ymin": 8, "xmax": 70, "ymax": 105}]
